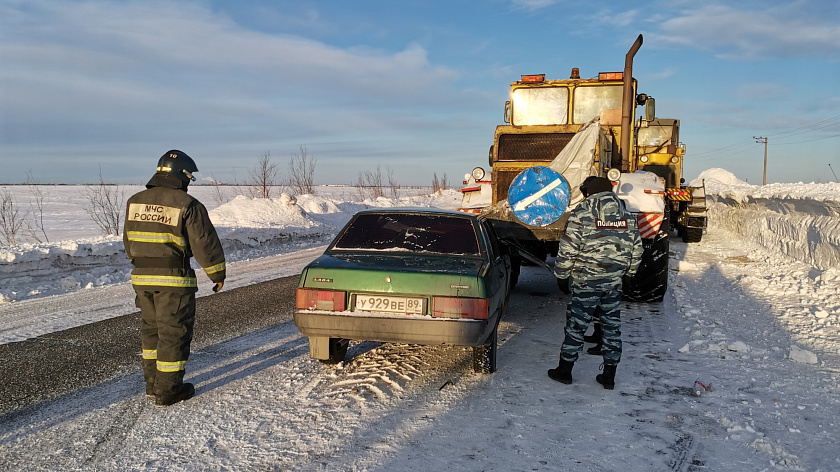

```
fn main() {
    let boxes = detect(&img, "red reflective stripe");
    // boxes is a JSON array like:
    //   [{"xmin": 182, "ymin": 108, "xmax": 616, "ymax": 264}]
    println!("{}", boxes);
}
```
[{"xmin": 637, "ymin": 213, "xmax": 664, "ymax": 239}]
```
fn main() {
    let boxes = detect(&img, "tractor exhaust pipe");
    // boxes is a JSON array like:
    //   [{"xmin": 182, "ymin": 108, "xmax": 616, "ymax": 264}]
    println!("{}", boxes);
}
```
[{"xmin": 621, "ymin": 34, "xmax": 643, "ymax": 171}]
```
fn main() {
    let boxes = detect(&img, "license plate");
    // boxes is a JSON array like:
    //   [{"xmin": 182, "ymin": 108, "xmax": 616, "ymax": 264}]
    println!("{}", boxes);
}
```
[{"xmin": 354, "ymin": 295, "xmax": 425, "ymax": 314}]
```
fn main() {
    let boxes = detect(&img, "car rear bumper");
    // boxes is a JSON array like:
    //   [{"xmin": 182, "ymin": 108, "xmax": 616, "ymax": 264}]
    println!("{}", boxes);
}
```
[{"xmin": 294, "ymin": 311, "xmax": 494, "ymax": 347}]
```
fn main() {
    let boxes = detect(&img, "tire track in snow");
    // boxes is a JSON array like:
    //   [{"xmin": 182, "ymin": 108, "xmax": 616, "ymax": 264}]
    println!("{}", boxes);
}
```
[{"xmin": 305, "ymin": 342, "xmax": 468, "ymax": 407}]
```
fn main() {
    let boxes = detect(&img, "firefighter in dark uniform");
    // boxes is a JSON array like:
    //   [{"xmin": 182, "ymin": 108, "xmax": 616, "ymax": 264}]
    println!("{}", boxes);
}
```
[
  {"xmin": 548, "ymin": 176, "xmax": 643, "ymax": 389},
  {"xmin": 123, "ymin": 150, "xmax": 226, "ymax": 407}
]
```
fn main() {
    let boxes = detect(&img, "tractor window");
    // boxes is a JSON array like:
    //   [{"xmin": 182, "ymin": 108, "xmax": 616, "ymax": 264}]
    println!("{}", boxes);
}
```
[
  {"xmin": 638, "ymin": 123, "xmax": 674, "ymax": 147},
  {"xmin": 511, "ymin": 87, "xmax": 569, "ymax": 126},
  {"xmin": 573, "ymin": 85, "xmax": 623, "ymax": 124}
]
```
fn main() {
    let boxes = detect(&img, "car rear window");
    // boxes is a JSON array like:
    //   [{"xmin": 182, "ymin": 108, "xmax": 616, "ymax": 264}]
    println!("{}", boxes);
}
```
[{"xmin": 332, "ymin": 213, "xmax": 481, "ymax": 256}]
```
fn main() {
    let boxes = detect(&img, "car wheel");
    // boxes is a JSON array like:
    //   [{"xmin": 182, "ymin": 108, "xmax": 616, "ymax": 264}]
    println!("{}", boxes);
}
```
[
  {"xmin": 472, "ymin": 325, "xmax": 498, "ymax": 374},
  {"xmin": 510, "ymin": 253, "xmax": 521, "ymax": 290},
  {"xmin": 319, "ymin": 338, "xmax": 349, "ymax": 364}
]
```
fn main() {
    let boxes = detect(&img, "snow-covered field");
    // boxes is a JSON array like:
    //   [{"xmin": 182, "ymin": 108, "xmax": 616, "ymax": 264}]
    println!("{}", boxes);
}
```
[{"xmin": 1, "ymin": 169, "xmax": 839, "ymax": 471}]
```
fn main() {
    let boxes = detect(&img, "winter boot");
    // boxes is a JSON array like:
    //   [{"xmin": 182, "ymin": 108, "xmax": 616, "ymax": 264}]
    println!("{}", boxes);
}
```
[
  {"xmin": 155, "ymin": 383, "xmax": 195, "ymax": 407},
  {"xmin": 584, "ymin": 323, "xmax": 602, "ymax": 344},
  {"xmin": 547, "ymin": 358, "xmax": 574, "ymax": 384},
  {"xmin": 596, "ymin": 364, "xmax": 617, "ymax": 390}
]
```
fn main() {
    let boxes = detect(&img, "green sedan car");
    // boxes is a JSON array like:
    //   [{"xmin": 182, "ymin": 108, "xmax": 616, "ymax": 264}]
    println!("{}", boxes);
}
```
[{"xmin": 294, "ymin": 208, "xmax": 513, "ymax": 373}]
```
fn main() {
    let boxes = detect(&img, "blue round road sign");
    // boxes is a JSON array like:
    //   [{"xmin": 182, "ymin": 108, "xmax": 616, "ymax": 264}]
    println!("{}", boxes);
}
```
[{"xmin": 508, "ymin": 166, "xmax": 571, "ymax": 227}]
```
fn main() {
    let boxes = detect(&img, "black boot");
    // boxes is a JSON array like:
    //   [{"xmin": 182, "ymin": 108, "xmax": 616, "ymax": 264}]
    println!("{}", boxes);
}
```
[
  {"xmin": 155, "ymin": 383, "xmax": 195, "ymax": 407},
  {"xmin": 586, "ymin": 343, "xmax": 603, "ymax": 356},
  {"xmin": 584, "ymin": 323, "xmax": 602, "ymax": 343},
  {"xmin": 547, "ymin": 358, "xmax": 574, "ymax": 384},
  {"xmin": 596, "ymin": 364, "xmax": 617, "ymax": 390}
]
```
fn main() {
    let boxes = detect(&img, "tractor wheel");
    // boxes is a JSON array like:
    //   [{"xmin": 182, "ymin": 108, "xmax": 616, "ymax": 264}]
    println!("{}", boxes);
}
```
[
  {"xmin": 683, "ymin": 228, "xmax": 703, "ymax": 243},
  {"xmin": 623, "ymin": 230, "xmax": 669, "ymax": 303}
]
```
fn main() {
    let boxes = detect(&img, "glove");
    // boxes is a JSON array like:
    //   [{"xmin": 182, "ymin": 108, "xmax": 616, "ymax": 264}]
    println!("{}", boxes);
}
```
[
  {"xmin": 212, "ymin": 281, "xmax": 224, "ymax": 293},
  {"xmin": 557, "ymin": 277, "xmax": 570, "ymax": 294}
]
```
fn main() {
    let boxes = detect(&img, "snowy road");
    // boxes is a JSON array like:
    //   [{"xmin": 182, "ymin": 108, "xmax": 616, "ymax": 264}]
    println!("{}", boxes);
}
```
[{"xmin": 1, "ymin": 228, "xmax": 839, "ymax": 471}]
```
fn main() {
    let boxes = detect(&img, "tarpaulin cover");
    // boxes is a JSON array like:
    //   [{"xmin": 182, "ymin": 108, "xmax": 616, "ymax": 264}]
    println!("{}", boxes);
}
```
[
  {"xmin": 615, "ymin": 170, "xmax": 666, "ymax": 213},
  {"xmin": 548, "ymin": 116, "xmax": 601, "ymax": 209}
]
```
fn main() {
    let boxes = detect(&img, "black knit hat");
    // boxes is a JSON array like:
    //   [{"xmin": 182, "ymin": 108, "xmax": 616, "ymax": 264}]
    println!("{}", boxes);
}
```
[{"xmin": 580, "ymin": 176, "xmax": 613, "ymax": 197}]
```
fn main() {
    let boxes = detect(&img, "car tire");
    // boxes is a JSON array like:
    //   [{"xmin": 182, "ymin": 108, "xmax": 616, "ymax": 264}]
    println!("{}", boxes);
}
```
[
  {"xmin": 472, "ymin": 325, "xmax": 498, "ymax": 374},
  {"xmin": 319, "ymin": 338, "xmax": 349, "ymax": 364},
  {"xmin": 509, "ymin": 253, "xmax": 521, "ymax": 290}
]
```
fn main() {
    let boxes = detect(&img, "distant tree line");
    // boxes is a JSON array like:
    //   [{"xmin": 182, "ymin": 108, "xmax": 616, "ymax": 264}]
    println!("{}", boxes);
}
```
[{"xmin": 1, "ymin": 146, "xmax": 452, "ymax": 247}]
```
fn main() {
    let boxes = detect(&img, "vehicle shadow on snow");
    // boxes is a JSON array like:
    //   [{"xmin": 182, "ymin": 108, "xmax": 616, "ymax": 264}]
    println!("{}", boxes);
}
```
[{"xmin": 311, "ymin": 250, "xmax": 837, "ymax": 472}]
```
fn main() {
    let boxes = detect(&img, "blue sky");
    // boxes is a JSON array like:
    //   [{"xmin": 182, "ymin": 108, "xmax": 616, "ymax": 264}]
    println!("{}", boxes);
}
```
[{"xmin": 1, "ymin": 0, "xmax": 838, "ymax": 185}]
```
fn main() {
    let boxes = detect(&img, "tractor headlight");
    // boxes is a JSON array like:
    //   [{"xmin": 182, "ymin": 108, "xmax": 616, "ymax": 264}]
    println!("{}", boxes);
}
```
[{"xmin": 472, "ymin": 167, "xmax": 486, "ymax": 181}]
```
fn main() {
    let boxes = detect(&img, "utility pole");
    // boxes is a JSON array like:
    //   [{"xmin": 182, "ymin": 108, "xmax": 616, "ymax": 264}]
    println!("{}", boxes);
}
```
[{"xmin": 753, "ymin": 136, "xmax": 768, "ymax": 185}]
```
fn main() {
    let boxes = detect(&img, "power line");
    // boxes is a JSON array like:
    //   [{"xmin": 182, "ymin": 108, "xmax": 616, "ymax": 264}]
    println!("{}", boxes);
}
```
[
  {"xmin": 774, "ymin": 132, "xmax": 840, "ymax": 145},
  {"xmin": 769, "ymin": 115, "xmax": 840, "ymax": 139},
  {"xmin": 689, "ymin": 115, "xmax": 840, "ymax": 161}
]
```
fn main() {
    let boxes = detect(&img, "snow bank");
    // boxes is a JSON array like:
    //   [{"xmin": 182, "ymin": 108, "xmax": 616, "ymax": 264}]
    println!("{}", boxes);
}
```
[
  {"xmin": 0, "ymin": 188, "xmax": 461, "ymax": 303},
  {"xmin": 694, "ymin": 168, "xmax": 840, "ymax": 270},
  {"xmin": 0, "ymin": 193, "xmax": 335, "ymax": 302}
]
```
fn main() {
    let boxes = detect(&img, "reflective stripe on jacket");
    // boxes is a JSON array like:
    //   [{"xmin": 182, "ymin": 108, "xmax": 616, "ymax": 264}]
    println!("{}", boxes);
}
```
[{"xmin": 123, "ymin": 174, "xmax": 226, "ymax": 293}]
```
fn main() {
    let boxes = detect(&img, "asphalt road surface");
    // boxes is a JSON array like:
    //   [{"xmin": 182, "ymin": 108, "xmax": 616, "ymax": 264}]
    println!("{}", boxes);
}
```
[{"xmin": 0, "ymin": 276, "xmax": 298, "ymax": 419}]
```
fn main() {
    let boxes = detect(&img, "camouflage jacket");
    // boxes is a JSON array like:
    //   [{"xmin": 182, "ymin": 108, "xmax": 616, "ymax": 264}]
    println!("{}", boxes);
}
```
[{"xmin": 553, "ymin": 191, "xmax": 643, "ymax": 289}]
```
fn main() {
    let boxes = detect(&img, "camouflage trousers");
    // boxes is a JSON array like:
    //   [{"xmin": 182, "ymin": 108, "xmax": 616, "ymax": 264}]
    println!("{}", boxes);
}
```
[{"xmin": 560, "ymin": 286, "xmax": 622, "ymax": 365}]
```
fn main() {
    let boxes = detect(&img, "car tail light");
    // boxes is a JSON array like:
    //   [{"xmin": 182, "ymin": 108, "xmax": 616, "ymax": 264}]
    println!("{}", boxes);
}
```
[
  {"xmin": 432, "ymin": 297, "xmax": 488, "ymax": 320},
  {"xmin": 296, "ymin": 288, "xmax": 346, "ymax": 311}
]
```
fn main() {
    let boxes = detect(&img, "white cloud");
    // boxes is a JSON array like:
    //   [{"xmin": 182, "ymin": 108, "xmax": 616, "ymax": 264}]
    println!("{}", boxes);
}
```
[
  {"xmin": 0, "ymin": 0, "xmax": 458, "ymax": 107},
  {"xmin": 510, "ymin": 0, "xmax": 561, "ymax": 12},
  {"xmin": 650, "ymin": 2, "xmax": 840, "ymax": 60},
  {"xmin": 603, "ymin": 9, "xmax": 639, "ymax": 27}
]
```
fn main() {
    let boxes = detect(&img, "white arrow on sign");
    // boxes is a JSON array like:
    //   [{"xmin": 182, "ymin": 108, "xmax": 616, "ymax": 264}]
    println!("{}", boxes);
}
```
[{"xmin": 513, "ymin": 177, "xmax": 564, "ymax": 212}]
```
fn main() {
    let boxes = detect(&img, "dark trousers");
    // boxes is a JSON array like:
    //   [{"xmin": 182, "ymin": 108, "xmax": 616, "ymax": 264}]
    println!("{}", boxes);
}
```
[
  {"xmin": 560, "ymin": 286, "xmax": 623, "ymax": 365},
  {"xmin": 135, "ymin": 290, "xmax": 196, "ymax": 395}
]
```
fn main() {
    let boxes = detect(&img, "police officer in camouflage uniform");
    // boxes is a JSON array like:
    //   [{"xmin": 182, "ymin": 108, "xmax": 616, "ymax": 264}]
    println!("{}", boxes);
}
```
[
  {"xmin": 123, "ymin": 150, "xmax": 226, "ymax": 406},
  {"xmin": 548, "ymin": 176, "xmax": 642, "ymax": 389}
]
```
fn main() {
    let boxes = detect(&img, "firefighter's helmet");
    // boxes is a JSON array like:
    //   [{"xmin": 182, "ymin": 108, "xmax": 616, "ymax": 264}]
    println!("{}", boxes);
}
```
[{"xmin": 156, "ymin": 150, "xmax": 198, "ymax": 182}]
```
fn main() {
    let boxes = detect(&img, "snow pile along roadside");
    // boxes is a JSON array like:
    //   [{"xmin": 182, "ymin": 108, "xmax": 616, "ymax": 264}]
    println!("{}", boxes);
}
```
[
  {"xmin": 693, "ymin": 168, "xmax": 840, "ymax": 270},
  {"xmin": 0, "ymin": 194, "xmax": 335, "ymax": 303},
  {"xmin": 0, "ymin": 188, "xmax": 463, "ymax": 303}
]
